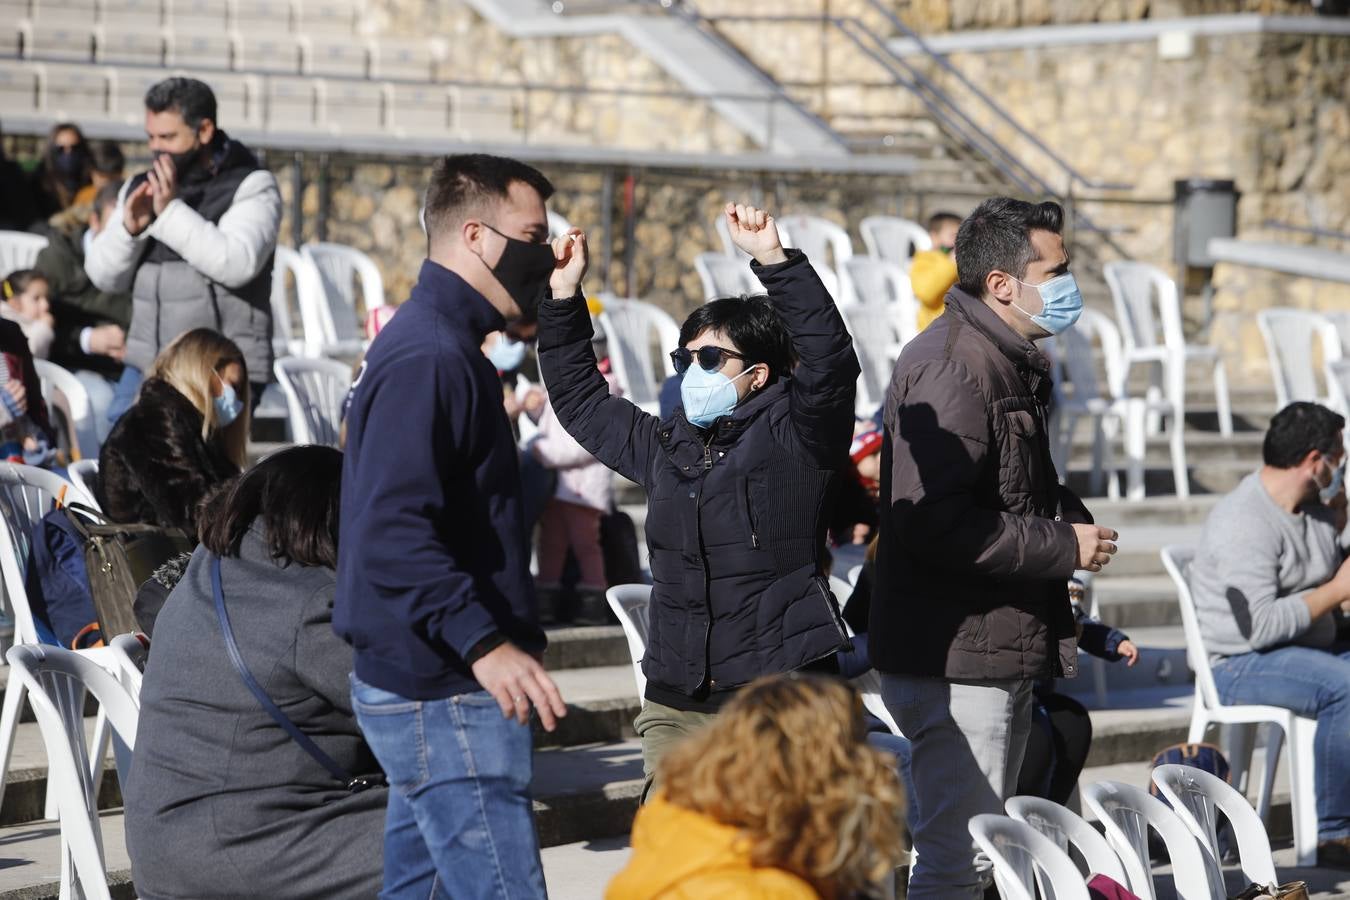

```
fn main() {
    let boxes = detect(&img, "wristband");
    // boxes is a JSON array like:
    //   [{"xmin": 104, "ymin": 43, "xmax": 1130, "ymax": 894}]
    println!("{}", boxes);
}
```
[{"xmin": 464, "ymin": 631, "xmax": 508, "ymax": 666}]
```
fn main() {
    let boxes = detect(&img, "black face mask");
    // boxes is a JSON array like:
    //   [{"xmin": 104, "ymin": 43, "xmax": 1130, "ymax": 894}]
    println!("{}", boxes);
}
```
[
  {"xmin": 153, "ymin": 145, "xmax": 203, "ymax": 180},
  {"xmin": 480, "ymin": 223, "xmax": 556, "ymax": 322}
]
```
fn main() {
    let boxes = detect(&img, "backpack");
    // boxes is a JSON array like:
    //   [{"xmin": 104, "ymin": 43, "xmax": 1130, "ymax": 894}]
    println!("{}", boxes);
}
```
[
  {"xmin": 25, "ymin": 506, "xmax": 98, "ymax": 649},
  {"xmin": 1148, "ymin": 741, "xmax": 1234, "ymax": 861}
]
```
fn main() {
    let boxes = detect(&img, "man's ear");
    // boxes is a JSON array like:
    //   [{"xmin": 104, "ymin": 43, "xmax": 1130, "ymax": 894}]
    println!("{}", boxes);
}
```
[
  {"xmin": 197, "ymin": 118, "xmax": 216, "ymax": 146},
  {"xmin": 986, "ymin": 270, "xmax": 1014, "ymax": 304}
]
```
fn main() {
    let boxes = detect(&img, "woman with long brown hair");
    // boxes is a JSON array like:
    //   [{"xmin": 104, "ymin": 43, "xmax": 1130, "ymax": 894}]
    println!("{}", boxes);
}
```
[
  {"xmin": 608, "ymin": 673, "xmax": 906, "ymax": 900},
  {"xmin": 98, "ymin": 327, "xmax": 249, "ymax": 532},
  {"xmin": 30, "ymin": 122, "xmax": 91, "ymax": 217}
]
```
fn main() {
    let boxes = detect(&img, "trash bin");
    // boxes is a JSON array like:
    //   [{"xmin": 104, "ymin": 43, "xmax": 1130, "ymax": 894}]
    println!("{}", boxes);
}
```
[{"xmin": 1174, "ymin": 178, "xmax": 1238, "ymax": 269}]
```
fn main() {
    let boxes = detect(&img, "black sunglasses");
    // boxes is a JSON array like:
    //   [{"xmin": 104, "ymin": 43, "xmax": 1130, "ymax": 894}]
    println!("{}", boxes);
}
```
[{"xmin": 670, "ymin": 346, "xmax": 746, "ymax": 375}]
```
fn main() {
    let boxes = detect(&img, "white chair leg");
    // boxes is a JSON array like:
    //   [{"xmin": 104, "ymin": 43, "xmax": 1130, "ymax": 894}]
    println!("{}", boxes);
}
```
[
  {"xmin": 1213, "ymin": 358, "xmax": 1234, "ymax": 438},
  {"xmin": 1186, "ymin": 705, "xmax": 1208, "ymax": 745},
  {"xmin": 0, "ymin": 670, "xmax": 28, "ymax": 814},
  {"xmin": 1168, "ymin": 409, "xmax": 1190, "ymax": 500},
  {"xmin": 1090, "ymin": 416, "xmax": 1106, "ymax": 497},
  {"xmin": 1125, "ymin": 399, "xmax": 1147, "ymax": 501},
  {"xmin": 1290, "ymin": 716, "xmax": 1319, "ymax": 867},
  {"xmin": 1255, "ymin": 722, "xmax": 1284, "ymax": 825},
  {"xmin": 1221, "ymin": 722, "xmax": 1257, "ymax": 795}
]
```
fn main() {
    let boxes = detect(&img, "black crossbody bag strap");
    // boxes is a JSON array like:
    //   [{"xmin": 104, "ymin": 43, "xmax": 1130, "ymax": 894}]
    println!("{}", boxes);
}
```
[{"xmin": 211, "ymin": 555, "xmax": 379, "ymax": 793}]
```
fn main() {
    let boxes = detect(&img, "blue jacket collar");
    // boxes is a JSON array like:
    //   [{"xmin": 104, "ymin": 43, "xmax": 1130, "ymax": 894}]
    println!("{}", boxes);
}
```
[{"xmin": 410, "ymin": 259, "xmax": 507, "ymax": 341}]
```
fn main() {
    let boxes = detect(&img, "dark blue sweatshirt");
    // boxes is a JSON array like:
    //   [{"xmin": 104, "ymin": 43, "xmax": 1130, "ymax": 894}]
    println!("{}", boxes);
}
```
[{"xmin": 334, "ymin": 260, "xmax": 546, "ymax": 700}]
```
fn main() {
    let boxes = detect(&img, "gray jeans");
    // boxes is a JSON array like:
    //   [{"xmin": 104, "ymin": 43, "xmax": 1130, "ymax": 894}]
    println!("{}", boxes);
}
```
[{"xmin": 882, "ymin": 674, "xmax": 1033, "ymax": 900}]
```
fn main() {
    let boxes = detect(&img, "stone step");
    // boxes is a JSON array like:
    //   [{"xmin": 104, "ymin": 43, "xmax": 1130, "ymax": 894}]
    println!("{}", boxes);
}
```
[
  {"xmin": 1066, "ymin": 431, "xmax": 1263, "ymax": 467},
  {"xmin": 0, "ymin": 718, "xmax": 120, "ymax": 829},
  {"xmin": 542, "ymin": 626, "xmax": 632, "ymax": 671},
  {"xmin": 1064, "ymin": 458, "xmax": 1253, "ymax": 498},
  {"xmin": 1092, "ymin": 523, "xmax": 1202, "ymax": 579},
  {"xmin": 1090, "ymin": 575, "xmax": 1184, "ymax": 628},
  {"xmin": 533, "ymin": 665, "xmax": 640, "ymax": 749}
]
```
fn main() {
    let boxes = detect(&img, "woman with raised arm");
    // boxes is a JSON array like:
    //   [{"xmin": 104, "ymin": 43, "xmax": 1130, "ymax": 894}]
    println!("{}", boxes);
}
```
[{"xmin": 536, "ymin": 203, "xmax": 860, "ymax": 799}]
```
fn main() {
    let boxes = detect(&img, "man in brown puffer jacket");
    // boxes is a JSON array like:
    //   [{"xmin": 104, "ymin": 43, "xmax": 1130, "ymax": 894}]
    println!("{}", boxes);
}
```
[{"xmin": 872, "ymin": 197, "xmax": 1120, "ymax": 899}]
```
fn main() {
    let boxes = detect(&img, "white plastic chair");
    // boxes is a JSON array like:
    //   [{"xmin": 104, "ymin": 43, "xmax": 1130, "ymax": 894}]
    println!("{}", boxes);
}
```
[
  {"xmin": 777, "ymin": 215, "xmax": 853, "ymax": 304},
  {"xmin": 693, "ymin": 252, "xmax": 763, "ymax": 300},
  {"xmin": 859, "ymin": 215, "xmax": 932, "ymax": 267},
  {"xmin": 605, "ymin": 584, "xmax": 651, "ymax": 702},
  {"xmin": 301, "ymin": 242, "xmax": 387, "ymax": 358},
  {"xmin": 714, "ymin": 212, "xmax": 750, "ymax": 260},
  {"xmin": 34, "ymin": 358, "xmax": 98, "ymax": 462},
  {"xmin": 7, "ymin": 644, "xmax": 138, "ymax": 900},
  {"xmin": 1105, "ymin": 261, "xmax": 1233, "ymax": 438},
  {"xmin": 273, "ymin": 356, "xmax": 352, "ymax": 447},
  {"xmin": 107, "ymin": 632, "xmax": 147, "ymax": 699},
  {"xmin": 1082, "ymin": 780, "xmax": 1211, "ymax": 900},
  {"xmin": 1329, "ymin": 359, "xmax": 1350, "ymax": 419},
  {"xmin": 1160, "ymin": 545, "xmax": 1319, "ymax": 867},
  {"xmin": 67, "ymin": 459, "xmax": 100, "ymax": 512},
  {"xmin": 0, "ymin": 231, "xmax": 48, "ymax": 274},
  {"xmin": 1151, "ymin": 763, "xmax": 1278, "ymax": 894},
  {"xmin": 1257, "ymin": 308, "xmax": 1343, "ymax": 410},
  {"xmin": 1325, "ymin": 310, "xmax": 1350, "ymax": 356},
  {"xmin": 598, "ymin": 297, "xmax": 680, "ymax": 417},
  {"xmin": 968, "ymin": 814, "xmax": 1090, "ymax": 900},
  {"xmin": 841, "ymin": 300, "xmax": 903, "ymax": 418},
  {"xmin": 1005, "ymin": 795, "xmax": 1129, "ymax": 886},
  {"xmin": 547, "ymin": 210, "xmax": 573, "ymax": 240},
  {"xmin": 833, "ymin": 577, "xmax": 902, "ymax": 739},
  {"xmin": 271, "ymin": 245, "xmax": 324, "ymax": 359},
  {"xmin": 1050, "ymin": 309, "xmax": 1189, "ymax": 500}
]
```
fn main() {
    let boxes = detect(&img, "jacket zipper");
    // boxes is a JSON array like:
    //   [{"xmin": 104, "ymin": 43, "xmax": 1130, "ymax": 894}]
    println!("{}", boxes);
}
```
[
  {"xmin": 744, "ymin": 479, "xmax": 759, "ymax": 549},
  {"xmin": 699, "ymin": 437, "xmax": 714, "ymax": 689}
]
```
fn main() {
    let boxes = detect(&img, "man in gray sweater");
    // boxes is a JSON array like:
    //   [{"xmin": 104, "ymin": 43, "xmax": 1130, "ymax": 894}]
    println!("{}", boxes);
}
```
[{"xmin": 1191, "ymin": 401, "xmax": 1350, "ymax": 868}]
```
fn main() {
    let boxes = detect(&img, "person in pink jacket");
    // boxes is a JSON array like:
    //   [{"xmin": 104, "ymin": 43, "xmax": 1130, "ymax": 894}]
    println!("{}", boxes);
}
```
[{"xmin": 529, "ymin": 328, "xmax": 619, "ymax": 626}]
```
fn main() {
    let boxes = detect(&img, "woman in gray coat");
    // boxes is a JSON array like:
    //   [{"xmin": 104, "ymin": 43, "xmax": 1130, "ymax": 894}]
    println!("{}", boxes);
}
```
[{"xmin": 125, "ymin": 445, "xmax": 386, "ymax": 899}]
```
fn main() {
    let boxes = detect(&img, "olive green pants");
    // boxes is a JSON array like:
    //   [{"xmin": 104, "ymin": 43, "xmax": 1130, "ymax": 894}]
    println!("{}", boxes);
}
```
[{"xmin": 634, "ymin": 701, "xmax": 717, "ymax": 803}]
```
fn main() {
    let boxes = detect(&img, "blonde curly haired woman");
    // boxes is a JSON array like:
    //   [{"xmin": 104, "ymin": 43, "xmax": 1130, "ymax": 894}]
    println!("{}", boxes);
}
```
[{"xmin": 607, "ymin": 673, "xmax": 906, "ymax": 900}]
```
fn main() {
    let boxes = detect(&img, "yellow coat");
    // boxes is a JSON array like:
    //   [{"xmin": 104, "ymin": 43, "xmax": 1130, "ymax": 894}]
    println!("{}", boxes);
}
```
[
  {"xmin": 606, "ymin": 796, "xmax": 820, "ymax": 900},
  {"xmin": 908, "ymin": 249, "xmax": 958, "ymax": 332}
]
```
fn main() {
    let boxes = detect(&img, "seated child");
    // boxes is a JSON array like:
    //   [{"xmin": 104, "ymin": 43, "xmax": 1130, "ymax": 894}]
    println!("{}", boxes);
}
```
[
  {"xmin": 2, "ymin": 270, "xmax": 55, "ymax": 359},
  {"xmin": 0, "ymin": 317, "xmax": 56, "ymax": 466}
]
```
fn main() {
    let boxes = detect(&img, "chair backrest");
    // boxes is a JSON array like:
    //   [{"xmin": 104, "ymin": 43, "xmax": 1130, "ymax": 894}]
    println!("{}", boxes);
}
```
[
  {"xmin": 271, "ymin": 245, "xmax": 322, "ymax": 358},
  {"xmin": 1083, "ymin": 780, "xmax": 1212, "ymax": 900},
  {"xmin": 0, "ymin": 231, "xmax": 49, "ymax": 274},
  {"xmin": 968, "ymin": 814, "xmax": 1090, "ymax": 900},
  {"xmin": 1103, "ymin": 261, "xmax": 1186, "ymax": 354},
  {"xmin": 1006, "ymin": 795, "xmax": 1128, "ymax": 885},
  {"xmin": 1056, "ymin": 307, "xmax": 1127, "ymax": 405},
  {"xmin": 598, "ymin": 297, "xmax": 680, "ymax": 411},
  {"xmin": 605, "ymin": 584, "xmax": 650, "ymax": 700},
  {"xmin": 66, "ymin": 459, "xmax": 100, "ymax": 511},
  {"xmin": 1151, "ymin": 763, "xmax": 1277, "ymax": 891},
  {"xmin": 1257, "ymin": 308, "xmax": 1343, "ymax": 409},
  {"xmin": 859, "ymin": 215, "xmax": 932, "ymax": 265},
  {"xmin": 7, "ymin": 643, "xmax": 139, "ymax": 900},
  {"xmin": 301, "ymin": 242, "xmax": 386, "ymax": 346},
  {"xmin": 841, "ymin": 301, "xmax": 902, "ymax": 416},
  {"xmin": 107, "ymin": 632, "xmax": 147, "ymax": 699},
  {"xmin": 1160, "ymin": 545, "xmax": 1221, "ymax": 713},
  {"xmin": 33, "ymin": 358, "xmax": 98, "ymax": 461},
  {"xmin": 777, "ymin": 215, "xmax": 854, "ymax": 303},
  {"xmin": 843, "ymin": 254, "xmax": 920, "ymax": 333},
  {"xmin": 273, "ymin": 356, "xmax": 353, "ymax": 447},
  {"xmin": 1324, "ymin": 311, "xmax": 1350, "ymax": 356},
  {"xmin": 693, "ymin": 252, "xmax": 763, "ymax": 300},
  {"xmin": 547, "ymin": 210, "xmax": 573, "ymax": 240},
  {"xmin": 1329, "ymin": 359, "xmax": 1350, "ymax": 419}
]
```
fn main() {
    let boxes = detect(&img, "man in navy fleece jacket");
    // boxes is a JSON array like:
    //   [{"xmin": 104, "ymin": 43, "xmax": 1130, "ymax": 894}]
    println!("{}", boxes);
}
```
[{"xmin": 336, "ymin": 154, "xmax": 568, "ymax": 900}]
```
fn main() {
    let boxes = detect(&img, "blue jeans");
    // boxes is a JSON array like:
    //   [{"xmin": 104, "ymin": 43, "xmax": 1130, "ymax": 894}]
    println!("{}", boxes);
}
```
[
  {"xmin": 106, "ymin": 365, "xmax": 142, "ymax": 425},
  {"xmin": 350, "ymin": 675, "xmax": 547, "ymax": 900},
  {"xmin": 1212, "ymin": 643, "xmax": 1350, "ymax": 840}
]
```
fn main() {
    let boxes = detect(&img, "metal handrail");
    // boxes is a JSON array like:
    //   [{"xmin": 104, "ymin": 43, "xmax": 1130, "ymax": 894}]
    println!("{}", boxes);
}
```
[{"xmin": 1262, "ymin": 220, "xmax": 1350, "ymax": 242}]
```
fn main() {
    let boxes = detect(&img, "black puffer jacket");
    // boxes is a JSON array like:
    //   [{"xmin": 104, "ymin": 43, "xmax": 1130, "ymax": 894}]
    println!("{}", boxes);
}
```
[
  {"xmin": 872, "ymin": 287, "xmax": 1091, "ymax": 682},
  {"xmin": 538, "ymin": 251, "xmax": 860, "ymax": 711}
]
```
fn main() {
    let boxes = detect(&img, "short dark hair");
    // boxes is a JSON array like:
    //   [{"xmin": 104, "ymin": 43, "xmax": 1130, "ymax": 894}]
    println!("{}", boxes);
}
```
[
  {"xmin": 678, "ymin": 295, "xmax": 794, "ymax": 383},
  {"xmin": 198, "ymin": 445, "xmax": 343, "ymax": 568},
  {"xmin": 89, "ymin": 139, "xmax": 124, "ymax": 176},
  {"xmin": 926, "ymin": 211, "xmax": 962, "ymax": 233},
  {"xmin": 1263, "ymin": 402, "xmax": 1345, "ymax": 468},
  {"xmin": 144, "ymin": 77, "xmax": 217, "ymax": 129},
  {"xmin": 2, "ymin": 269, "xmax": 45, "ymax": 299},
  {"xmin": 93, "ymin": 180, "xmax": 122, "ymax": 216},
  {"xmin": 954, "ymin": 197, "xmax": 1063, "ymax": 297},
  {"xmin": 424, "ymin": 153, "xmax": 554, "ymax": 241}
]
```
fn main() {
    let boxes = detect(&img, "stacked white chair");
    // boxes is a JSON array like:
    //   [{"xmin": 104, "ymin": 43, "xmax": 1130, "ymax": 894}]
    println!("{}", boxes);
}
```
[
  {"xmin": 0, "ymin": 231, "xmax": 48, "ymax": 274},
  {"xmin": 1161, "ymin": 545, "xmax": 1319, "ymax": 866},
  {"xmin": 1324, "ymin": 310, "xmax": 1350, "ymax": 355},
  {"xmin": 301, "ymin": 242, "xmax": 386, "ymax": 358},
  {"xmin": 107, "ymin": 631, "xmax": 147, "ymax": 699},
  {"xmin": 271, "ymin": 245, "xmax": 324, "ymax": 359},
  {"xmin": 693, "ymin": 251, "xmax": 763, "ymax": 300},
  {"xmin": 1105, "ymin": 261, "xmax": 1233, "ymax": 438},
  {"xmin": 1082, "ymin": 780, "xmax": 1211, "ymax": 900},
  {"xmin": 1152, "ymin": 763, "xmax": 1278, "ymax": 896},
  {"xmin": 273, "ymin": 356, "xmax": 352, "ymax": 447},
  {"xmin": 967, "ymin": 814, "xmax": 1089, "ymax": 900},
  {"xmin": 598, "ymin": 297, "xmax": 680, "ymax": 417},
  {"xmin": 33, "ymin": 358, "xmax": 98, "ymax": 462},
  {"xmin": 605, "ymin": 584, "xmax": 651, "ymax": 701},
  {"xmin": 776, "ymin": 215, "xmax": 853, "ymax": 304},
  {"xmin": 67, "ymin": 458, "xmax": 100, "ymax": 511},
  {"xmin": 7, "ymin": 644, "xmax": 139, "ymax": 900},
  {"xmin": 859, "ymin": 215, "xmax": 931, "ymax": 267},
  {"xmin": 1328, "ymin": 358, "xmax": 1350, "ymax": 420},
  {"xmin": 1257, "ymin": 308, "xmax": 1343, "ymax": 410},
  {"xmin": 1005, "ymin": 795, "xmax": 1129, "ymax": 886}
]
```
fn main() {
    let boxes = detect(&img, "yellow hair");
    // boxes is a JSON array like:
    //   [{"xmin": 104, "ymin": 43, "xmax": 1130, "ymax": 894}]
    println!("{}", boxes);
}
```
[
  {"xmin": 659, "ymin": 674, "xmax": 906, "ymax": 900},
  {"xmin": 146, "ymin": 329, "xmax": 250, "ymax": 469}
]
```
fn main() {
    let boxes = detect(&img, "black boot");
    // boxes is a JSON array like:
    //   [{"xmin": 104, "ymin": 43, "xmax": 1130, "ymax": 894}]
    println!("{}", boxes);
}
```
[
  {"xmin": 535, "ymin": 585, "xmax": 562, "ymax": 626},
  {"xmin": 573, "ymin": 589, "xmax": 616, "ymax": 626}
]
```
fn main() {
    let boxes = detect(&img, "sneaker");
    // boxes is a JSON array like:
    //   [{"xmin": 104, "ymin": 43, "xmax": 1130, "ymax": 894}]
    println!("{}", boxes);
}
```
[
  {"xmin": 1318, "ymin": 836, "xmax": 1350, "ymax": 870},
  {"xmin": 573, "ymin": 589, "xmax": 616, "ymax": 626}
]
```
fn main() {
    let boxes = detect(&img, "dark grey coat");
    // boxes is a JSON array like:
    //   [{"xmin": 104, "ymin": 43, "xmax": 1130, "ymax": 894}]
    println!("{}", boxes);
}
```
[{"xmin": 125, "ymin": 530, "xmax": 385, "ymax": 899}]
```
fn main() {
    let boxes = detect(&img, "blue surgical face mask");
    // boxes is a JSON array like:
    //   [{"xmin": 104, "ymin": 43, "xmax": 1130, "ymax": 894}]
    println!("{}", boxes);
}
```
[
  {"xmin": 1011, "ymin": 271, "xmax": 1084, "ymax": 336},
  {"xmin": 487, "ymin": 335, "xmax": 527, "ymax": 372},
  {"xmin": 1320, "ymin": 459, "xmax": 1345, "ymax": 505},
  {"xmin": 680, "ymin": 364, "xmax": 755, "ymax": 429},
  {"xmin": 214, "ymin": 377, "xmax": 244, "ymax": 428}
]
